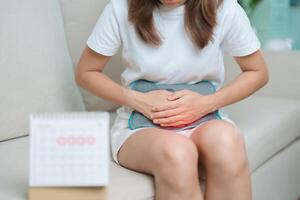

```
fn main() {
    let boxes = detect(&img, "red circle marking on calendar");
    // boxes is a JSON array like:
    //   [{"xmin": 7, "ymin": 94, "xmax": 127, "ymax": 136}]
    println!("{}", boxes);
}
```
[
  {"xmin": 56, "ymin": 136, "xmax": 96, "ymax": 146},
  {"xmin": 87, "ymin": 136, "xmax": 95, "ymax": 145},
  {"xmin": 68, "ymin": 136, "xmax": 75, "ymax": 145},
  {"xmin": 57, "ymin": 136, "xmax": 66, "ymax": 146},
  {"xmin": 77, "ymin": 136, "xmax": 85, "ymax": 145}
]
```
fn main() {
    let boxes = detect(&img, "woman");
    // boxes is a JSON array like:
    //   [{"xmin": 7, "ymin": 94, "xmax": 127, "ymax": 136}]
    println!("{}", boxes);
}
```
[{"xmin": 75, "ymin": 0, "xmax": 269, "ymax": 199}]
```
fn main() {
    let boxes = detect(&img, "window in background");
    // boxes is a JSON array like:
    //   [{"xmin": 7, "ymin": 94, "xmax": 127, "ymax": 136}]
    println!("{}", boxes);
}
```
[{"xmin": 239, "ymin": 0, "xmax": 300, "ymax": 51}]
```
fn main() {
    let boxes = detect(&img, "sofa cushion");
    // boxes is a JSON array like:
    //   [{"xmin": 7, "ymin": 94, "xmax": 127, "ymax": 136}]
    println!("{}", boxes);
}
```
[
  {"xmin": 223, "ymin": 51, "xmax": 300, "ymax": 100},
  {"xmin": 59, "ymin": 0, "xmax": 124, "ymax": 112},
  {"xmin": 0, "ymin": 0, "xmax": 85, "ymax": 141},
  {"xmin": 0, "ymin": 95, "xmax": 299, "ymax": 200},
  {"xmin": 222, "ymin": 95, "xmax": 300, "ymax": 171}
]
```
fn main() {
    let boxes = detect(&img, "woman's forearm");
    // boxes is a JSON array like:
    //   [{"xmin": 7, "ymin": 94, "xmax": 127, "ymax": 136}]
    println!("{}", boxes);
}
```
[
  {"xmin": 208, "ymin": 70, "xmax": 269, "ymax": 111},
  {"xmin": 75, "ymin": 71, "xmax": 145, "ymax": 110}
]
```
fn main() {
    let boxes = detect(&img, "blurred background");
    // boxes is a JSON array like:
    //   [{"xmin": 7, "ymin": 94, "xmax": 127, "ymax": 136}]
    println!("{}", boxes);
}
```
[{"xmin": 238, "ymin": 0, "xmax": 300, "ymax": 51}]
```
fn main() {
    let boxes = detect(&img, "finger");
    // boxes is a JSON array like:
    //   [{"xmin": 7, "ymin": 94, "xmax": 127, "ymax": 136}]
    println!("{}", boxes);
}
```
[
  {"xmin": 152, "ymin": 101, "xmax": 179, "ymax": 112},
  {"xmin": 167, "ymin": 90, "xmax": 186, "ymax": 100},
  {"xmin": 153, "ymin": 114, "xmax": 183, "ymax": 124},
  {"xmin": 151, "ymin": 107, "xmax": 183, "ymax": 119}
]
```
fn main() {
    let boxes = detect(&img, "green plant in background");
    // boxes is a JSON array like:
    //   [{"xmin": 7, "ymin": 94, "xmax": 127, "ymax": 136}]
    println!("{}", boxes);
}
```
[{"xmin": 238, "ymin": 0, "xmax": 263, "ymax": 17}]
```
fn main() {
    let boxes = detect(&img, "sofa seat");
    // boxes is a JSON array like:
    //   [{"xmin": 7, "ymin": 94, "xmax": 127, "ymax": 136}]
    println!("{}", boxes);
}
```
[
  {"xmin": 222, "ymin": 94, "xmax": 300, "ymax": 172},
  {"xmin": 0, "ymin": 94, "xmax": 299, "ymax": 200}
]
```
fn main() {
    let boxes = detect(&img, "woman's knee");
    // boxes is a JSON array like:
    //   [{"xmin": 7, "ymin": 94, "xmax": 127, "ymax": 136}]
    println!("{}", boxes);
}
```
[
  {"xmin": 153, "ymin": 134, "xmax": 200, "ymax": 189},
  {"xmin": 193, "ymin": 120, "xmax": 248, "ymax": 177},
  {"xmin": 153, "ymin": 134, "xmax": 199, "ymax": 173}
]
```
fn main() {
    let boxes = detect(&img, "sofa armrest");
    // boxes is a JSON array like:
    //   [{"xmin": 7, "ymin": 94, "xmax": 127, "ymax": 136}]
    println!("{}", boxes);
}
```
[{"xmin": 223, "ymin": 51, "xmax": 300, "ymax": 101}]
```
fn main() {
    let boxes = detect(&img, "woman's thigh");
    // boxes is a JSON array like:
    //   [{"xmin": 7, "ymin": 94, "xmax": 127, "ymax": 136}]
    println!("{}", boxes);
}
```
[{"xmin": 117, "ymin": 127, "xmax": 199, "ymax": 176}]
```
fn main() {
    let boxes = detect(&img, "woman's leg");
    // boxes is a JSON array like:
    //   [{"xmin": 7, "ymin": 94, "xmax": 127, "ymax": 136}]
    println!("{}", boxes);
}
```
[
  {"xmin": 117, "ymin": 127, "xmax": 204, "ymax": 200},
  {"xmin": 190, "ymin": 119, "xmax": 252, "ymax": 200}
]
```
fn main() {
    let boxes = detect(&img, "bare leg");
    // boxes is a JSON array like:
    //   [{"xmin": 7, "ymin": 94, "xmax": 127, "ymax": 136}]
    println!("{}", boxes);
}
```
[
  {"xmin": 117, "ymin": 127, "xmax": 204, "ymax": 200},
  {"xmin": 190, "ymin": 120, "xmax": 252, "ymax": 200}
]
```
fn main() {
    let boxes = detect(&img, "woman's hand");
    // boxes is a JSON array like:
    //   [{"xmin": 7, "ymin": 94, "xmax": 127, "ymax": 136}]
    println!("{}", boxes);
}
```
[
  {"xmin": 133, "ymin": 89, "xmax": 174, "ymax": 120},
  {"xmin": 150, "ymin": 89, "xmax": 216, "ymax": 127}
]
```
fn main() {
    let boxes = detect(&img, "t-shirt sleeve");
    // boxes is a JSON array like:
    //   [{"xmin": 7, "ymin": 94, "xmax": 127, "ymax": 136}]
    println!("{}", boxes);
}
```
[
  {"xmin": 220, "ymin": 1, "xmax": 261, "ymax": 57},
  {"xmin": 86, "ymin": 1, "xmax": 121, "ymax": 56}
]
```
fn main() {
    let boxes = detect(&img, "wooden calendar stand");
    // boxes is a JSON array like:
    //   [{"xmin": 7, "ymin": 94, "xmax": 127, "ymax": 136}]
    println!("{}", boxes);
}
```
[{"xmin": 28, "ymin": 186, "xmax": 107, "ymax": 200}]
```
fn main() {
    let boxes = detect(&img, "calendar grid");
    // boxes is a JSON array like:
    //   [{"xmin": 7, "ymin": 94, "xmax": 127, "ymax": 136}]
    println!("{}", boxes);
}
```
[{"xmin": 29, "ymin": 112, "xmax": 110, "ymax": 187}]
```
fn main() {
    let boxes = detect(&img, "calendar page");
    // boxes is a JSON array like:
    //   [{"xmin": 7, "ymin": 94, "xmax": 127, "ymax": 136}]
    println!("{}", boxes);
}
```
[{"xmin": 29, "ymin": 112, "xmax": 110, "ymax": 187}]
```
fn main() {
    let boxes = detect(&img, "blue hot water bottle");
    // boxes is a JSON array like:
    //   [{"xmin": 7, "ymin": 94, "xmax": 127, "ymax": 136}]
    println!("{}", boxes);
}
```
[{"xmin": 127, "ymin": 79, "xmax": 222, "ymax": 131}]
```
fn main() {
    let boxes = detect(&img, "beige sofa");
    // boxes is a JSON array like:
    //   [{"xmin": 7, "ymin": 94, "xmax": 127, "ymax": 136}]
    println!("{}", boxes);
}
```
[{"xmin": 0, "ymin": 0, "xmax": 300, "ymax": 199}]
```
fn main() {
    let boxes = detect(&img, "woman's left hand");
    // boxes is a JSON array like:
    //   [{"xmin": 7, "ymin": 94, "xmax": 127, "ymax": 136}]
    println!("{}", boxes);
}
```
[{"xmin": 150, "ymin": 89, "xmax": 216, "ymax": 127}]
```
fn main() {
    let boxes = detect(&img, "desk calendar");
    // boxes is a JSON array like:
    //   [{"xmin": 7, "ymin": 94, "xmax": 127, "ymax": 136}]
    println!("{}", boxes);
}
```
[{"xmin": 29, "ymin": 112, "xmax": 110, "ymax": 187}]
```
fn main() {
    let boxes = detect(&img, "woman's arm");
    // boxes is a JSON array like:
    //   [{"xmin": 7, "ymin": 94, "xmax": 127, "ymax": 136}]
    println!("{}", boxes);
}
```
[
  {"xmin": 75, "ymin": 46, "xmax": 145, "ymax": 110},
  {"xmin": 143, "ymin": 50, "xmax": 269, "ymax": 127},
  {"xmin": 208, "ymin": 50, "xmax": 269, "ymax": 111}
]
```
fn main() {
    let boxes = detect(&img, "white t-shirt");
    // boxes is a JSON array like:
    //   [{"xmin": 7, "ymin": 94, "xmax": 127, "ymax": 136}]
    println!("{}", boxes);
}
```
[{"xmin": 86, "ymin": 0, "xmax": 261, "ymax": 119}]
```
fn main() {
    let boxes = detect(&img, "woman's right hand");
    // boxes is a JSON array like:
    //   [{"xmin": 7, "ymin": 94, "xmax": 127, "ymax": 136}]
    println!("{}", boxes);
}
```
[{"xmin": 132, "ymin": 90, "xmax": 174, "ymax": 120}]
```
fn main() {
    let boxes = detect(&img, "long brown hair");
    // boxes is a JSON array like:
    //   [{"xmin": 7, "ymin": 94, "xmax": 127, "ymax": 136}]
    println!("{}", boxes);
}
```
[{"xmin": 128, "ymin": 0, "xmax": 223, "ymax": 50}]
